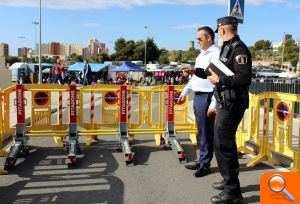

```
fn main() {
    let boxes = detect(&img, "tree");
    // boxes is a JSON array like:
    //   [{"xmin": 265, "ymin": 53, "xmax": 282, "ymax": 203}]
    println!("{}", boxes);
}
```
[
  {"xmin": 145, "ymin": 38, "xmax": 160, "ymax": 63},
  {"xmin": 21, "ymin": 55, "xmax": 27, "ymax": 63},
  {"xmin": 132, "ymin": 40, "xmax": 144, "ymax": 61},
  {"xmin": 168, "ymin": 50, "xmax": 182, "ymax": 62},
  {"xmin": 6, "ymin": 56, "xmax": 19, "ymax": 65},
  {"xmin": 98, "ymin": 52, "xmax": 110, "ymax": 63},
  {"xmin": 278, "ymin": 39, "xmax": 299, "ymax": 67},
  {"xmin": 159, "ymin": 48, "xmax": 169, "ymax": 64},
  {"xmin": 112, "ymin": 37, "xmax": 160, "ymax": 63},
  {"xmin": 254, "ymin": 40, "xmax": 272, "ymax": 50},
  {"xmin": 114, "ymin": 38, "xmax": 127, "ymax": 61},
  {"xmin": 69, "ymin": 53, "xmax": 83, "ymax": 62},
  {"xmin": 183, "ymin": 47, "xmax": 200, "ymax": 62}
]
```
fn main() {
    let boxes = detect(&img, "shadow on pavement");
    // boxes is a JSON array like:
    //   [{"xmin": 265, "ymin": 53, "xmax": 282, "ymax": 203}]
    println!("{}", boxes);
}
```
[
  {"xmin": 242, "ymin": 195, "xmax": 260, "ymax": 204},
  {"xmin": 0, "ymin": 141, "xmax": 124, "ymax": 204}
]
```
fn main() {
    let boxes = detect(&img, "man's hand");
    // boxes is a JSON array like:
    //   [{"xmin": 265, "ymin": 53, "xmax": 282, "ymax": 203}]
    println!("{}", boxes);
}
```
[
  {"xmin": 207, "ymin": 68, "xmax": 219, "ymax": 84},
  {"xmin": 207, "ymin": 109, "xmax": 216, "ymax": 118},
  {"xmin": 178, "ymin": 95, "xmax": 185, "ymax": 103}
]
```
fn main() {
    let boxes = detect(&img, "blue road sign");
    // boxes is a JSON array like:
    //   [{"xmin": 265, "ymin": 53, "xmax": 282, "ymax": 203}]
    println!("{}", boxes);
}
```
[{"xmin": 228, "ymin": 0, "xmax": 244, "ymax": 24}]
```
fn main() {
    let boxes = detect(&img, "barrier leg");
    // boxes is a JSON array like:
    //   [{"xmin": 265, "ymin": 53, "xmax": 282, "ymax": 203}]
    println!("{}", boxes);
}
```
[
  {"xmin": 163, "ymin": 86, "xmax": 186, "ymax": 163},
  {"xmin": 66, "ymin": 85, "xmax": 80, "ymax": 167},
  {"xmin": 247, "ymin": 98, "xmax": 269, "ymax": 167},
  {"xmin": 155, "ymin": 134, "xmax": 162, "ymax": 146},
  {"xmin": 0, "ymin": 150, "xmax": 8, "ymax": 174},
  {"xmin": 117, "ymin": 86, "xmax": 134, "ymax": 166},
  {"xmin": 5, "ymin": 85, "xmax": 29, "ymax": 170},
  {"xmin": 189, "ymin": 133, "xmax": 197, "ymax": 145}
]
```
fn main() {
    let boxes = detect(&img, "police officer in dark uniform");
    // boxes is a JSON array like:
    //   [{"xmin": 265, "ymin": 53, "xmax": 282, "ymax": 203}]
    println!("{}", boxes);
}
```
[{"xmin": 207, "ymin": 16, "xmax": 252, "ymax": 204}]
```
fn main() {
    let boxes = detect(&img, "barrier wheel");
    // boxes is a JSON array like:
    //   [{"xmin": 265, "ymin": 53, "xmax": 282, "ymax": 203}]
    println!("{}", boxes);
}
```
[
  {"xmin": 125, "ymin": 154, "xmax": 134, "ymax": 166},
  {"xmin": 4, "ymin": 158, "xmax": 16, "ymax": 170},
  {"xmin": 178, "ymin": 152, "xmax": 186, "ymax": 163},
  {"xmin": 67, "ymin": 157, "xmax": 76, "ymax": 168}
]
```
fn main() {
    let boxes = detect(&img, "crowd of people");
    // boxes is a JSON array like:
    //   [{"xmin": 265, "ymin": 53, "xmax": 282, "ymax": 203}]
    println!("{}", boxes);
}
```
[{"xmin": 41, "ymin": 59, "xmax": 192, "ymax": 86}]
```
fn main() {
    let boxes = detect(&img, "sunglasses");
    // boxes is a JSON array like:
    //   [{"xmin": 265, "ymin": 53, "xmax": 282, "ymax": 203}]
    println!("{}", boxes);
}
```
[{"xmin": 196, "ymin": 37, "xmax": 205, "ymax": 42}]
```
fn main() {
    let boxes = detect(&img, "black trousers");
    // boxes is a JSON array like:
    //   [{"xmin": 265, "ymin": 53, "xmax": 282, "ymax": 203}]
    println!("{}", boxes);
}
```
[{"xmin": 214, "ymin": 101, "xmax": 247, "ymax": 195}]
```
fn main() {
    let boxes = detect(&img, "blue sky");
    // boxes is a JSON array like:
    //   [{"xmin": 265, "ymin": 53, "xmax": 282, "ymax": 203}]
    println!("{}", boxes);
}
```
[{"xmin": 0, "ymin": 0, "xmax": 299, "ymax": 56}]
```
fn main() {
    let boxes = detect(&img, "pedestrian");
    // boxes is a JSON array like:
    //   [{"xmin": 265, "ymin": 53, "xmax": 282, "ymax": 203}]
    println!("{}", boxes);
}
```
[
  {"xmin": 178, "ymin": 26, "xmax": 220, "ymax": 177},
  {"xmin": 83, "ymin": 59, "xmax": 92, "ymax": 86},
  {"xmin": 207, "ymin": 16, "xmax": 252, "ymax": 204},
  {"xmin": 52, "ymin": 58, "xmax": 64, "ymax": 84}
]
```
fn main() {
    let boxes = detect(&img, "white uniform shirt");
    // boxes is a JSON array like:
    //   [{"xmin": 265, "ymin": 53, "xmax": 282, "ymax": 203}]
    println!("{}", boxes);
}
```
[{"xmin": 181, "ymin": 44, "xmax": 220, "ymax": 109}]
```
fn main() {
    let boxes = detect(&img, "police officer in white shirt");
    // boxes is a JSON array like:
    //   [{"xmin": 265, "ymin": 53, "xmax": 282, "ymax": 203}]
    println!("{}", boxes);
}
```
[{"xmin": 179, "ymin": 26, "xmax": 220, "ymax": 177}]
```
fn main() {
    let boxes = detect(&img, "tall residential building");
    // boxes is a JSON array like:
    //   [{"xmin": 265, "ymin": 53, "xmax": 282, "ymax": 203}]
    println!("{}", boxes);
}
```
[
  {"xmin": 35, "ymin": 42, "xmax": 85, "ymax": 58},
  {"xmin": 70, "ymin": 44, "xmax": 83, "ymax": 56},
  {"xmin": 37, "ymin": 43, "xmax": 51, "ymax": 55},
  {"xmin": 60, "ymin": 44, "xmax": 70, "ymax": 56},
  {"xmin": 89, "ymin": 38, "xmax": 99, "ymax": 56},
  {"xmin": 0, "ymin": 43, "xmax": 9, "ymax": 57},
  {"xmin": 18, "ymin": 47, "xmax": 29, "ymax": 57},
  {"xmin": 50, "ymin": 42, "xmax": 60, "ymax": 55},
  {"xmin": 88, "ymin": 38, "xmax": 107, "ymax": 56}
]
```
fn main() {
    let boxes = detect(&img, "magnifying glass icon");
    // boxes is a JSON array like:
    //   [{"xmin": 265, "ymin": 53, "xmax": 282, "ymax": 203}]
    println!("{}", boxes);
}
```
[{"xmin": 268, "ymin": 174, "xmax": 295, "ymax": 202}]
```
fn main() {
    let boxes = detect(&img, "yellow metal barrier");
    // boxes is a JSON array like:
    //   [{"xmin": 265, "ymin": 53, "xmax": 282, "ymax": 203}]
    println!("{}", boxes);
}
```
[
  {"xmin": 129, "ymin": 85, "xmax": 197, "ymax": 146},
  {"xmin": 79, "ymin": 84, "xmax": 121, "ymax": 145},
  {"xmin": 2, "ymin": 83, "xmax": 300, "ymax": 171},
  {"xmin": 0, "ymin": 88, "xmax": 8, "ymax": 174},
  {"xmin": 243, "ymin": 92, "xmax": 300, "ymax": 171},
  {"xmin": 2, "ymin": 84, "xmax": 69, "ymax": 147}
]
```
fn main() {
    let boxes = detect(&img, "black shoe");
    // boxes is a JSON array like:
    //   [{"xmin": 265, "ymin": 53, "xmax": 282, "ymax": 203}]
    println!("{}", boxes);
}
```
[
  {"xmin": 193, "ymin": 167, "xmax": 210, "ymax": 177},
  {"xmin": 211, "ymin": 191, "xmax": 243, "ymax": 204},
  {"xmin": 185, "ymin": 162, "xmax": 200, "ymax": 170},
  {"xmin": 212, "ymin": 179, "xmax": 226, "ymax": 190}
]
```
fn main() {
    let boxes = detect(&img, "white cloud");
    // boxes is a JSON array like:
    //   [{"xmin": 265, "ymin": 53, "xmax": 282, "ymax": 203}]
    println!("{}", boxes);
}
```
[
  {"xmin": 0, "ymin": 0, "xmax": 293, "ymax": 10},
  {"xmin": 83, "ymin": 22, "xmax": 101, "ymax": 27},
  {"xmin": 172, "ymin": 24, "xmax": 208, "ymax": 30}
]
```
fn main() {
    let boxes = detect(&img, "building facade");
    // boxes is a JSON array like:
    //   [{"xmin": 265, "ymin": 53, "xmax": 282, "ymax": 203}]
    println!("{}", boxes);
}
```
[
  {"xmin": 88, "ymin": 38, "xmax": 107, "ymax": 57},
  {"xmin": 0, "ymin": 43, "xmax": 9, "ymax": 57},
  {"xmin": 18, "ymin": 47, "xmax": 29, "ymax": 57}
]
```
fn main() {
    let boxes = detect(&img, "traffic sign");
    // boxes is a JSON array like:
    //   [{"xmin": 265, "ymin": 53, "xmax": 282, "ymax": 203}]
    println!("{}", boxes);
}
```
[
  {"xmin": 104, "ymin": 92, "xmax": 118, "ymax": 105},
  {"xmin": 228, "ymin": 0, "xmax": 244, "ymax": 24},
  {"xmin": 276, "ymin": 102, "xmax": 290, "ymax": 121},
  {"xmin": 174, "ymin": 91, "xmax": 185, "ymax": 105},
  {"xmin": 33, "ymin": 91, "xmax": 49, "ymax": 106}
]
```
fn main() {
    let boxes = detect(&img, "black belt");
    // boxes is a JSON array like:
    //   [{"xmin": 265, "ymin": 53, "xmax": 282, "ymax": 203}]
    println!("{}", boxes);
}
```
[{"xmin": 194, "ymin": 91, "xmax": 212, "ymax": 95}]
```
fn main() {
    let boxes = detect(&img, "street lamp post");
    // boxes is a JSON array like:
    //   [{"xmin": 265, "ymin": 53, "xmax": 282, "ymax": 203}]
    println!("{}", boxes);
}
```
[
  {"xmin": 281, "ymin": 32, "xmax": 285, "ymax": 69},
  {"xmin": 32, "ymin": 21, "xmax": 39, "ymax": 62},
  {"xmin": 38, "ymin": 0, "xmax": 42, "ymax": 84},
  {"xmin": 297, "ymin": 43, "xmax": 300, "ymax": 70},
  {"xmin": 144, "ymin": 26, "xmax": 148, "ymax": 65}
]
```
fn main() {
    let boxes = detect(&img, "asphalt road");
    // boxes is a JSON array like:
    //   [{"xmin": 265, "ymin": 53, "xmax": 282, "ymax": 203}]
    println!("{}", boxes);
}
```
[{"xmin": 0, "ymin": 68, "xmax": 272, "ymax": 204}]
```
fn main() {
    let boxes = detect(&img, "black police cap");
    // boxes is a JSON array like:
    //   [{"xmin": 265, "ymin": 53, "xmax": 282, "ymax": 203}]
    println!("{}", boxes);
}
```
[{"xmin": 214, "ymin": 16, "xmax": 238, "ymax": 33}]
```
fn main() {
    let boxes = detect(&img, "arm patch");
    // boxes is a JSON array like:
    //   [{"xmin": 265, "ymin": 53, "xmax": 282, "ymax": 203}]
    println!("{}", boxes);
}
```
[{"xmin": 235, "ymin": 55, "xmax": 248, "ymax": 64}]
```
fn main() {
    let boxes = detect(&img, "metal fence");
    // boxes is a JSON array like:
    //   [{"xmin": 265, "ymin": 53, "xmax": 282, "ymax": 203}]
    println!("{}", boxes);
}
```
[{"xmin": 249, "ymin": 78, "xmax": 300, "ymax": 116}]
